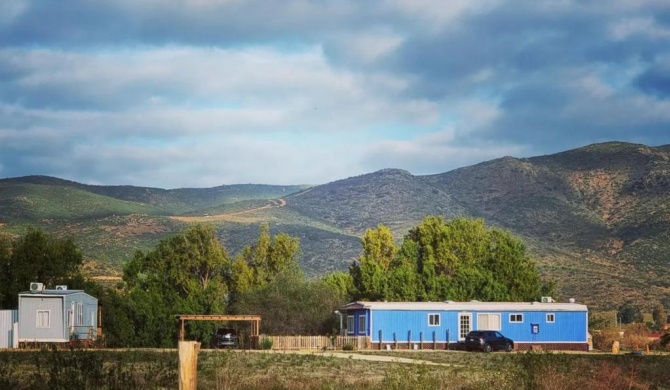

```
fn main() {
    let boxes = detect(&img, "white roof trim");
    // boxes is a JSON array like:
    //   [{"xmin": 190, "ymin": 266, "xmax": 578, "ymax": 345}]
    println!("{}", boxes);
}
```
[{"xmin": 341, "ymin": 301, "xmax": 588, "ymax": 312}]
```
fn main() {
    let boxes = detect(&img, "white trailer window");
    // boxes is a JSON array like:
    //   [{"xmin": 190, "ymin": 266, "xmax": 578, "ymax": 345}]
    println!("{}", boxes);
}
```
[
  {"xmin": 37, "ymin": 310, "xmax": 50, "ymax": 328},
  {"xmin": 477, "ymin": 313, "xmax": 501, "ymax": 330}
]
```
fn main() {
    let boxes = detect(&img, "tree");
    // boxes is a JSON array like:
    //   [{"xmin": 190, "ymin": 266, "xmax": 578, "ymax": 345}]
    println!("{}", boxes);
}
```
[
  {"xmin": 0, "ymin": 228, "xmax": 85, "ymax": 309},
  {"xmin": 617, "ymin": 301, "xmax": 644, "ymax": 324},
  {"xmin": 232, "ymin": 268, "xmax": 346, "ymax": 335},
  {"xmin": 350, "ymin": 216, "xmax": 549, "ymax": 302},
  {"xmin": 229, "ymin": 224, "xmax": 300, "ymax": 295},
  {"xmin": 123, "ymin": 224, "xmax": 230, "ymax": 346},
  {"xmin": 652, "ymin": 304, "xmax": 667, "ymax": 329},
  {"xmin": 350, "ymin": 225, "xmax": 397, "ymax": 300}
]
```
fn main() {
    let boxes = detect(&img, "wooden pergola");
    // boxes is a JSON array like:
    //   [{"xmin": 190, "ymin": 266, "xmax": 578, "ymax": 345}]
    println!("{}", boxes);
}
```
[{"xmin": 176, "ymin": 314, "xmax": 261, "ymax": 342}]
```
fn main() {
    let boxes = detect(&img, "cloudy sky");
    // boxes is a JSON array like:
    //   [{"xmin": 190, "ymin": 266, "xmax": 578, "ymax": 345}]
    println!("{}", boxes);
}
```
[{"xmin": 1, "ymin": 0, "xmax": 669, "ymax": 188}]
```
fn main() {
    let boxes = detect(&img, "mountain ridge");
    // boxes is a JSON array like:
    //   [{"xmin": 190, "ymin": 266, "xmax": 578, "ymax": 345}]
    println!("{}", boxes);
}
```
[{"xmin": 2, "ymin": 141, "xmax": 669, "ymax": 310}]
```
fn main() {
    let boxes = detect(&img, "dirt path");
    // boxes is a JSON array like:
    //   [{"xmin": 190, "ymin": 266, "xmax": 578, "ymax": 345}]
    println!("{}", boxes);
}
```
[
  {"xmin": 170, "ymin": 198, "xmax": 287, "ymax": 223},
  {"xmin": 235, "ymin": 350, "xmax": 460, "ymax": 367}
]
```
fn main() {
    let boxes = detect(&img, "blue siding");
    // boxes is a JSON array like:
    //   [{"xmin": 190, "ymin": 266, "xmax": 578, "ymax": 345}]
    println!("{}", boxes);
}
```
[
  {"xmin": 371, "ymin": 310, "xmax": 460, "ymax": 343},
  {"xmin": 362, "ymin": 309, "xmax": 586, "ymax": 344}
]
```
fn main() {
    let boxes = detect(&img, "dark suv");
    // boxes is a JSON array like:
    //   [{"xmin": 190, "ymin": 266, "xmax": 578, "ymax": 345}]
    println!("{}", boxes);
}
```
[
  {"xmin": 213, "ymin": 328, "xmax": 238, "ymax": 348},
  {"xmin": 463, "ymin": 331, "xmax": 514, "ymax": 352}
]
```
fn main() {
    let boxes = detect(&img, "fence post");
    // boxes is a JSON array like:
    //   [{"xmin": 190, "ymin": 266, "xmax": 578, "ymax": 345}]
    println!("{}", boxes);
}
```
[
  {"xmin": 420, "ymin": 332, "xmax": 423, "ymax": 350},
  {"xmin": 446, "ymin": 329, "xmax": 450, "ymax": 350},
  {"xmin": 178, "ymin": 341, "xmax": 200, "ymax": 390},
  {"xmin": 408, "ymin": 330, "xmax": 412, "ymax": 349},
  {"xmin": 432, "ymin": 331, "xmax": 436, "ymax": 350},
  {"xmin": 379, "ymin": 330, "xmax": 383, "ymax": 350},
  {"xmin": 394, "ymin": 332, "xmax": 398, "ymax": 350}
]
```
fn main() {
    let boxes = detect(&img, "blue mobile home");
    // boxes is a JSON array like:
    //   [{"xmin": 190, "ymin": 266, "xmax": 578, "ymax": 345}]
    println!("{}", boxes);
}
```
[
  {"xmin": 18, "ymin": 284, "xmax": 99, "ymax": 344},
  {"xmin": 340, "ymin": 299, "xmax": 588, "ymax": 351}
]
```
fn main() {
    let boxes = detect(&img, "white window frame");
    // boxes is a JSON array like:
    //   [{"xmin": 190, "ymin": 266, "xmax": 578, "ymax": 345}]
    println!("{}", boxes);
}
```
[
  {"xmin": 509, "ymin": 313, "xmax": 524, "ymax": 323},
  {"xmin": 358, "ymin": 315, "xmax": 366, "ymax": 334},
  {"xmin": 428, "ymin": 313, "xmax": 440, "ymax": 327},
  {"xmin": 36, "ymin": 310, "xmax": 51, "ymax": 328},
  {"xmin": 458, "ymin": 313, "xmax": 472, "ymax": 340},
  {"xmin": 477, "ymin": 313, "xmax": 502, "ymax": 331},
  {"xmin": 77, "ymin": 303, "xmax": 84, "ymax": 326},
  {"xmin": 346, "ymin": 315, "xmax": 355, "ymax": 335},
  {"xmin": 546, "ymin": 313, "xmax": 555, "ymax": 323}
]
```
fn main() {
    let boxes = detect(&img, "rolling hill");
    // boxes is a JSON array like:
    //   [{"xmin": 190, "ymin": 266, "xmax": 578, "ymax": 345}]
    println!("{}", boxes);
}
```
[{"xmin": 1, "ymin": 142, "xmax": 669, "ymax": 310}]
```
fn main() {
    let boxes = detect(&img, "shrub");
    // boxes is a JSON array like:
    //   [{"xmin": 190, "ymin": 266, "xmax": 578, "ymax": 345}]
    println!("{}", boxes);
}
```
[
  {"xmin": 260, "ymin": 337, "xmax": 273, "ymax": 350},
  {"xmin": 342, "ymin": 343, "xmax": 355, "ymax": 351}
]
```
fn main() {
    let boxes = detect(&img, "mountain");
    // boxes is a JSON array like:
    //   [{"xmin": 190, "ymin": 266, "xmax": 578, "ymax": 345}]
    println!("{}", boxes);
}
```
[{"xmin": 1, "ymin": 142, "xmax": 669, "ymax": 310}]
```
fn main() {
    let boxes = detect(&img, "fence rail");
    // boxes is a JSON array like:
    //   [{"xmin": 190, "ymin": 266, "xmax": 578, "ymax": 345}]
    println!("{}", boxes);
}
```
[{"xmin": 261, "ymin": 335, "xmax": 370, "ymax": 350}]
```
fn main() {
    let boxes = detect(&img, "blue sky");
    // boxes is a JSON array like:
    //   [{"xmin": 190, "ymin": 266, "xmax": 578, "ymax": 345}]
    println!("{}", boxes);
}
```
[{"xmin": 1, "ymin": 0, "xmax": 669, "ymax": 188}]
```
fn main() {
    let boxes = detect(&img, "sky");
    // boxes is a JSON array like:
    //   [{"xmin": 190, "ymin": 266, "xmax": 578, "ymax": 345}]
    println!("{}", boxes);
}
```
[{"xmin": 1, "ymin": 0, "xmax": 670, "ymax": 188}]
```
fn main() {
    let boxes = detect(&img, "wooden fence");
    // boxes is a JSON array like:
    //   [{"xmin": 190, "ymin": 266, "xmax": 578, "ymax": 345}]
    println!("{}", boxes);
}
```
[{"xmin": 261, "ymin": 335, "xmax": 370, "ymax": 350}]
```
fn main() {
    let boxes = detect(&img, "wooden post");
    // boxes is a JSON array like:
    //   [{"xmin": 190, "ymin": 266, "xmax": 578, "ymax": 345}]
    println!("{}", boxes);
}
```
[
  {"xmin": 446, "ymin": 329, "xmax": 450, "ymax": 350},
  {"xmin": 420, "ymin": 332, "xmax": 423, "ymax": 350},
  {"xmin": 408, "ymin": 330, "xmax": 412, "ymax": 349},
  {"xmin": 179, "ymin": 341, "xmax": 201, "ymax": 390},
  {"xmin": 393, "ymin": 332, "xmax": 397, "ymax": 350},
  {"xmin": 379, "ymin": 330, "xmax": 383, "ymax": 350},
  {"xmin": 432, "ymin": 331, "xmax": 436, "ymax": 350}
]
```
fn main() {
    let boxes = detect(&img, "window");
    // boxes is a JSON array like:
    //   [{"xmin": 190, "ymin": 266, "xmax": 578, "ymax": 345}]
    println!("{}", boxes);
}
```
[
  {"xmin": 37, "ymin": 310, "xmax": 50, "ymax": 328},
  {"xmin": 428, "ymin": 313, "xmax": 440, "ymax": 326},
  {"xmin": 477, "ymin": 313, "xmax": 501, "ymax": 330},
  {"xmin": 509, "ymin": 313, "xmax": 524, "ymax": 323},
  {"xmin": 358, "ymin": 315, "xmax": 366, "ymax": 334},
  {"xmin": 459, "ymin": 314, "xmax": 472, "ymax": 340},
  {"xmin": 346, "ymin": 316, "xmax": 355, "ymax": 334},
  {"xmin": 546, "ymin": 313, "xmax": 555, "ymax": 323},
  {"xmin": 77, "ymin": 303, "xmax": 83, "ymax": 326}
]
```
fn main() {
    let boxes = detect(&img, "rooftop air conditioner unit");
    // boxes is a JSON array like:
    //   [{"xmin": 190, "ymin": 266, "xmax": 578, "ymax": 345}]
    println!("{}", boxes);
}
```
[
  {"xmin": 30, "ymin": 282, "xmax": 44, "ymax": 292},
  {"xmin": 541, "ymin": 296, "xmax": 554, "ymax": 303},
  {"xmin": 55, "ymin": 285, "xmax": 68, "ymax": 291}
]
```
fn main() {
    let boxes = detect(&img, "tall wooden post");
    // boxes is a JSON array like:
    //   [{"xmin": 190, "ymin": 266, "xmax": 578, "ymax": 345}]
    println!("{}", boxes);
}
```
[{"xmin": 179, "ymin": 341, "xmax": 201, "ymax": 390}]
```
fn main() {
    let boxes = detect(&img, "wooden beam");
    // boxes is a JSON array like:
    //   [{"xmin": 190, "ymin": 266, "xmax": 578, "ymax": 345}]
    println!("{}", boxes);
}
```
[{"xmin": 177, "ymin": 314, "xmax": 261, "ymax": 321}]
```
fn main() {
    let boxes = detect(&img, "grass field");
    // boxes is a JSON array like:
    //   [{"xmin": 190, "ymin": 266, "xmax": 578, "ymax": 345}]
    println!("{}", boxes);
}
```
[{"xmin": 1, "ymin": 348, "xmax": 669, "ymax": 389}]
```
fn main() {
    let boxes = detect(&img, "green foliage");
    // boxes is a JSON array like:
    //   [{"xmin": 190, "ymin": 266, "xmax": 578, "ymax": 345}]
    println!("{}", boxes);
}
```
[
  {"xmin": 350, "ymin": 217, "xmax": 549, "ymax": 302},
  {"xmin": 121, "ymin": 224, "xmax": 230, "ymax": 346},
  {"xmin": 588, "ymin": 313, "xmax": 613, "ymax": 331},
  {"xmin": 230, "ymin": 223, "xmax": 301, "ymax": 295},
  {"xmin": 0, "ymin": 228, "xmax": 87, "ymax": 309},
  {"xmin": 617, "ymin": 301, "xmax": 644, "ymax": 324},
  {"xmin": 322, "ymin": 271, "xmax": 355, "ymax": 301},
  {"xmin": 232, "ymin": 268, "xmax": 346, "ymax": 335},
  {"xmin": 652, "ymin": 304, "xmax": 667, "ymax": 328},
  {"xmin": 260, "ymin": 337, "xmax": 273, "ymax": 350}
]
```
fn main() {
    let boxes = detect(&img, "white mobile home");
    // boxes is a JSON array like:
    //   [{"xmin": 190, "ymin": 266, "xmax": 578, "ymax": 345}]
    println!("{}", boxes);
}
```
[{"xmin": 18, "ymin": 284, "xmax": 98, "ymax": 343}]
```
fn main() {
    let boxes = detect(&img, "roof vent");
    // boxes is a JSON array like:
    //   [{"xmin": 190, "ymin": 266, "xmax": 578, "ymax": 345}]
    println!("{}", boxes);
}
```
[
  {"xmin": 541, "ymin": 296, "xmax": 554, "ymax": 303},
  {"xmin": 55, "ymin": 285, "xmax": 68, "ymax": 291},
  {"xmin": 30, "ymin": 282, "xmax": 44, "ymax": 292},
  {"xmin": 568, "ymin": 298, "xmax": 575, "ymax": 303}
]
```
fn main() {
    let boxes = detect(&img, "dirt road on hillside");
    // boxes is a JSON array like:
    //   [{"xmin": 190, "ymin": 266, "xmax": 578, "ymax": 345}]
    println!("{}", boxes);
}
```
[{"xmin": 170, "ymin": 198, "xmax": 287, "ymax": 223}]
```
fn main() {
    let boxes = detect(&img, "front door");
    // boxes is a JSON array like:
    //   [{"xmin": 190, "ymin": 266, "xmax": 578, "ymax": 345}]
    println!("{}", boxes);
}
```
[{"xmin": 458, "ymin": 313, "xmax": 472, "ymax": 341}]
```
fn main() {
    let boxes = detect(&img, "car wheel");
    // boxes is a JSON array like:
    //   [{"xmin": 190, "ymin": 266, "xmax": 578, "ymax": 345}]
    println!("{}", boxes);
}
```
[
  {"xmin": 483, "ymin": 343, "xmax": 492, "ymax": 353},
  {"xmin": 505, "ymin": 343, "xmax": 513, "ymax": 353}
]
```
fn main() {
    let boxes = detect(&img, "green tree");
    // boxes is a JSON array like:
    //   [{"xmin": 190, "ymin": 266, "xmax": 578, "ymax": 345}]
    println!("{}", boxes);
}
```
[
  {"xmin": 349, "ymin": 217, "xmax": 549, "ymax": 303},
  {"xmin": 617, "ymin": 301, "xmax": 644, "ymax": 324},
  {"xmin": 652, "ymin": 304, "xmax": 667, "ymax": 329},
  {"xmin": 123, "ymin": 224, "xmax": 230, "ymax": 346},
  {"xmin": 0, "ymin": 228, "xmax": 86, "ymax": 309},
  {"xmin": 230, "ymin": 224, "xmax": 300, "ymax": 295},
  {"xmin": 350, "ymin": 225, "xmax": 397, "ymax": 300},
  {"xmin": 233, "ymin": 268, "xmax": 346, "ymax": 335},
  {"xmin": 322, "ymin": 271, "xmax": 355, "ymax": 301}
]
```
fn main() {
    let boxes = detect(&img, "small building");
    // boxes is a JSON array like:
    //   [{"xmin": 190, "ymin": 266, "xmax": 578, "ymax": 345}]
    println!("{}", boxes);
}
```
[
  {"xmin": 340, "ymin": 299, "xmax": 589, "ymax": 351},
  {"xmin": 18, "ymin": 283, "xmax": 99, "ymax": 344},
  {"xmin": 0, "ymin": 310, "xmax": 19, "ymax": 348}
]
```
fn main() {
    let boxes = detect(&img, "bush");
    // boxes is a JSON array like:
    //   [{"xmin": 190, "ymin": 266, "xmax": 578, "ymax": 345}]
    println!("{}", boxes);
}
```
[
  {"xmin": 342, "ymin": 343, "xmax": 355, "ymax": 351},
  {"xmin": 260, "ymin": 337, "xmax": 273, "ymax": 350}
]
